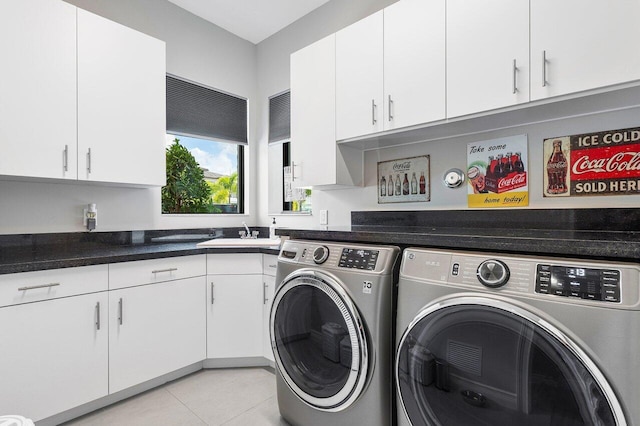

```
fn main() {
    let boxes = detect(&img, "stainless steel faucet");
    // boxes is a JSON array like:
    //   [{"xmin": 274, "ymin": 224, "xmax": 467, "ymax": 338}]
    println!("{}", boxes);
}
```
[{"xmin": 240, "ymin": 222, "xmax": 259, "ymax": 239}]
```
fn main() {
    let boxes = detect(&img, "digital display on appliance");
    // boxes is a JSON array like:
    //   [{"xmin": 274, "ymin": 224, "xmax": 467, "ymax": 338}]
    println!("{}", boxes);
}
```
[
  {"xmin": 339, "ymin": 248, "xmax": 379, "ymax": 270},
  {"xmin": 536, "ymin": 264, "xmax": 620, "ymax": 302}
]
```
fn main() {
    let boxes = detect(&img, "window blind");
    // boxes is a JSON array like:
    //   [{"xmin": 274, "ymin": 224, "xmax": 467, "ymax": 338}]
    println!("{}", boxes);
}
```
[
  {"xmin": 166, "ymin": 75, "xmax": 248, "ymax": 145},
  {"xmin": 269, "ymin": 91, "xmax": 290, "ymax": 144}
]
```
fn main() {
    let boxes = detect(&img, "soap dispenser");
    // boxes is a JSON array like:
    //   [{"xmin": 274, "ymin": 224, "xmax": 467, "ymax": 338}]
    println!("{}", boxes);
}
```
[{"xmin": 270, "ymin": 217, "xmax": 277, "ymax": 239}]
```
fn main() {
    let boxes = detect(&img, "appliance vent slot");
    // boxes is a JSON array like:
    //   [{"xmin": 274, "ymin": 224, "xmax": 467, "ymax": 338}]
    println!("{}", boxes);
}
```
[{"xmin": 447, "ymin": 340, "xmax": 482, "ymax": 376}]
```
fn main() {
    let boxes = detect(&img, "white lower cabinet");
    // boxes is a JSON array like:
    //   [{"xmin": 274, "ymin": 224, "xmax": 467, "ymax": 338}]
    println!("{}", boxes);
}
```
[
  {"xmin": 206, "ymin": 253, "xmax": 263, "ymax": 359},
  {"xmin": 262, "ymin": 274, "xmax": 276, "ymax": 362},
  {"xmin": 206, "ymin": 274, "xmax": 263, "ymax": 358},
  {"xmin": 0, "ymin": 292, "xmax": 108, "ymax": 422},
  {"xmin": 108, "ymin": 276, "xmax": 206, "ymax": 393}
]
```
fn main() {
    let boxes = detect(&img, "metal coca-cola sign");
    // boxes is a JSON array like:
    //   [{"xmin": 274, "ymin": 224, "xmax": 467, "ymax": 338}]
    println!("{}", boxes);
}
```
[{"xmin": 543, "ymin": 126, "xmax": 640, "ymax": 197}]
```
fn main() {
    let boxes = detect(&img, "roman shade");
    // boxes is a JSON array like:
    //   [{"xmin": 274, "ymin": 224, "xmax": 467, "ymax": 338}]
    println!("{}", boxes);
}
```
[
  {"xmin": 166, "ymin": 75, "xmax": 248, "ymax": 145},
  {"xmin": 269, "ymin": 91, "xmax": 290, "ymax": 144}
]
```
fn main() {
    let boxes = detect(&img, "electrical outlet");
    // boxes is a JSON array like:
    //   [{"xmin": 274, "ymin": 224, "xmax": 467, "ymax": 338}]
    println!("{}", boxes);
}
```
[{"xmin": 320, "ymin": 209, "xmax": 328, "ymax": 225}]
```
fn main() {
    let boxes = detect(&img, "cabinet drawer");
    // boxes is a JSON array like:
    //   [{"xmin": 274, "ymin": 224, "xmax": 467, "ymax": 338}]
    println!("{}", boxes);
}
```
[
  {"xmin": 207, "ymin": 253, "xmax": 262, "ymax": 275},
  {"xmin": 109, "ymin": 255, "xmax": 206, "ymax": 290},
  {"xmin": 0, "ymin": 265, "xmax": 108, "ymax": 308},
  {"xmin": 263, "ymin": 254, "xmax": 278, "ymax": 277}
]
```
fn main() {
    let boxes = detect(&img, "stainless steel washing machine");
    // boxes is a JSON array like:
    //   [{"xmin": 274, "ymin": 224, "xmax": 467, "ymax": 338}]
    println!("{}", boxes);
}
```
[
  {"xmin": 396, "ymin": 247, "xmax": 640, "ymax": 426},
  {"xmin": 270, "ymin": 239, "xmax": 400, "ymax": 426}
]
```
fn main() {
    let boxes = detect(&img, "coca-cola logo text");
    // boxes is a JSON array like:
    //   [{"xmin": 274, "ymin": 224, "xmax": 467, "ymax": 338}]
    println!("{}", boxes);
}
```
[
  {"xmin": 498, "ymin": 173, "xmax": 527, "ymax": 189},
  {"xmin": 547, "ymin": 161, "xmax": 567, "ymax": 170},
  {"xmin": 572, "ymin": 152, "xmax": 640, "ymax": 175},
  {"xmin": 392, "ymin": 162, "xmax": 411, "ymax": 171}
]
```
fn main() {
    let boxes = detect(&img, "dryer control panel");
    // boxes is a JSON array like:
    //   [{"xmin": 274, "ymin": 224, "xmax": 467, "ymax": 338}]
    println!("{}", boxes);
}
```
[{"xmin": 536, "ymin": 264, "xmax": 621, "ymax": 302}]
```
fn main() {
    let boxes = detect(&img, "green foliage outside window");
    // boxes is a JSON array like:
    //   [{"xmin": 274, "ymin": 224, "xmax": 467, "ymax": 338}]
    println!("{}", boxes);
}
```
[
  {"xmin": 209, "ymin": 172, "xmax": 238, "ymax": 204},
  {"xmin": 162, "ymin": 139, "xmax": 214, "ymax": 213}
]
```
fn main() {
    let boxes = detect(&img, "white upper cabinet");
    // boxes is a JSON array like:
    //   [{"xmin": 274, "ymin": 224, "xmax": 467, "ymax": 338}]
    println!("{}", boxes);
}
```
[
  {"xmin": 446, "ymin": 0, "xmax": 529, "ymax": 118},
  {"xmin": 291, "ymin": 34, "xmax": 361, "ymax": 187},
  {"xmin": 384, "ymin": 0, "xmax": 445, "ymax": 130},
  {"xmin": 336, "ymin": 11, "xmax": 384, "ymax": 140},
  {"xmin": 530, "ymin": 0, "xmax": 640, "ymax": 101},
  {"xmin": 77, "ymin": 9, "xmax": 166, "ymax": 186},
  {"xmin": 0, "ymin": 0, "xmax": 77, "ymax": 180}
]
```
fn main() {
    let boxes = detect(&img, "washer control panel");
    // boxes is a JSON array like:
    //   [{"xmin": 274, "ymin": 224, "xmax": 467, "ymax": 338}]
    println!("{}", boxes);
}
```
[
  {"xmin": 338, "ymin": 248, "xmax": 380, "ymax": 270},
  {"xmin": 536, "ymin": 264, "xmax": 621, "ymax": 302},
  {"xmin": 279, "ymin": 240, "xmax": 398, "ymax": 274}
]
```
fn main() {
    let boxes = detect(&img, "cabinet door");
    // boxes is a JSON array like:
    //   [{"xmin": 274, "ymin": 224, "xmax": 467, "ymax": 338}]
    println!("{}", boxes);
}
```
[
  {"xmin": 447, "ymin": 0, "xmax": 529, "ymax": 118},
  {"xmin": 531, "ymin": 0, "xmax": 640, "ymax": 100},
  {"xmin": 290, "ymin": 34, "xmax": 338, "ymax": 187},
  {"xmin": 0, "ymin": 0, "xmax": 77, "ymax": 180},
  {"xmin": 263, "ymin": 274, "xmax": 277, "ymax": 362},
  {"xmin": 336, "ymin": 11, "xmax": 384, "ymax": 140},
  {"xmin": 77, "ymin": 9, "xmax": 166, "ymax": 186},
  {"xmin": 207, "ymin": 274, "xmax": 263, "ymax": 358},
  {"xmin": 384, "ymin": 0, "xmax": 445, "ymax": 130},
  {"xmin": 0, "ymin": 293, "xmax": 108, "ymax": 422},
  {"xmin": 109, "ymin": 277, "xmax": 206, "ymax": 393}
]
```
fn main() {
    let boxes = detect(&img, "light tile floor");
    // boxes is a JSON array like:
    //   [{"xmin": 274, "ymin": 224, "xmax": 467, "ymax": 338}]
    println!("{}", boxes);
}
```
[{"xmin": 64, "ymin": 368, "xmax": 289, "ymax": 426}]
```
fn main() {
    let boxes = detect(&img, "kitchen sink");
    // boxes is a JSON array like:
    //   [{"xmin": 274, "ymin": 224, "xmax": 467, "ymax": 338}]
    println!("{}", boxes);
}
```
[{"xmin": 196, "ymin": 238, "xmax": 281, "ymax": 248}]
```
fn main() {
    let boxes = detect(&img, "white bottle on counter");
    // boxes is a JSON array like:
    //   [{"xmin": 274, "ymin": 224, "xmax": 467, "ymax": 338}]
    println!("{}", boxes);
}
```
[{"xmin": 269, "ymin": 217, "xmax": 277, "ymax": 239}]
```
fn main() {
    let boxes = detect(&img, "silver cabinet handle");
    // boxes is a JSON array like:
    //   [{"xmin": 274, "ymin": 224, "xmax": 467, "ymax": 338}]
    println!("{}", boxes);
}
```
[
  {"xmin": 388, "ymin": 95, "xmax": 393, "ymax": 121},
  {"xmin": 151, "ymin": 267, "xmax": 178, "ymax": 274},
  {"xmin": 87, "ymin": 148, "xmax": 92, "ymax": 173},
  {"xmin": 512, "ymin": 59, "xmax": 518, "ymax": 94},
  {"xmin": 263, "ymin": 282, "xmax": 268, "ymax": 304},
  {"xmin": 63, "ymin": 145, "xmax": 69, "ymax": 172},
  {"xmin": 372, "ymin": 99, "xmax": 377, "ymax": 125},
  {"xmin": 291, "ymin": 161, "xmax": 296, "ymax": 182},
  {"xmin": 210, "ymin": 282, "xmax": 215, "ymax": 305},
  {"xmin": 542, "ymin": 50, "xmax": 547, "ymax": 87},
  {"xmin": 17, "ymin": 282, "xmax": 60, "ymax": 291},
  {"xmin": 118, "ymin": 298, "xmax": 123, "ymax": 325},
  {"xmin": 95, "ymin": 302, "xmax": 101, "ymax": 330}
]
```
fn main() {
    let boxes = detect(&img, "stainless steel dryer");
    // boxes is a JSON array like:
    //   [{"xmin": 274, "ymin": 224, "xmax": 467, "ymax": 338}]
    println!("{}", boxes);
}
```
[
  {"xmin": 396, "ymin": 247, "xmax": 640, "ymax": 426},
  {"xmin": 271, "ymin": 239, "xmax": 399, "ymax": 426}
]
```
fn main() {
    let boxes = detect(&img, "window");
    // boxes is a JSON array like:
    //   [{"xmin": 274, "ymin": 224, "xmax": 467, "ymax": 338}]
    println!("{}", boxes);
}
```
[
  {"xmin": 268, "ymin": 90, "xmax": 311, "ymax": 213},
  {"xmin": 163, "ymin": 75, "xmax": 247, "ymax": 214}
]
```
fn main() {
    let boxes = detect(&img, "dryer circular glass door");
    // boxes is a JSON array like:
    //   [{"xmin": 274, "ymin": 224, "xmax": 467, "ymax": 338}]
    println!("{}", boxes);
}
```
[
  {"xmin": 396, "ymin": 296, "xmax": 624, "ymax": 426},
  {"xmin": 270, "ymin": 269, "xmax": 368, "ymax": 411}
]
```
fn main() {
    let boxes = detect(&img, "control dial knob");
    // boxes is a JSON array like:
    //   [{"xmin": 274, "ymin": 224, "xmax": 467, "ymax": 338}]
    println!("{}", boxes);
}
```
[
  {"xmin": 476, "ymin": 259, "xmax": 510, "ymax": 288},
  {"xmin": 313, "ymin": 246, "xmax": 330, "ymax": 264}
]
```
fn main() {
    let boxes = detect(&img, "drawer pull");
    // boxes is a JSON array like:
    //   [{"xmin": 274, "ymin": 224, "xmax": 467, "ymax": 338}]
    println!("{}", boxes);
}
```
[
  {"xmin": 118, "ymin": 298, "xmax": 124, "ymax": 325},
  {"xmin": 211, "ymin": 282, "xmax": 215, "ymax": 305},
  {"xmin": 263, "ymin": 282, "xmax": 268, "ymax": 304},
  {"xmin": 17, "ymin": 282, "xmax": 60, "ymax": 291},
  {"xmin": 151, "ymin": 267, "xmax": 178, "ymax": 274}
]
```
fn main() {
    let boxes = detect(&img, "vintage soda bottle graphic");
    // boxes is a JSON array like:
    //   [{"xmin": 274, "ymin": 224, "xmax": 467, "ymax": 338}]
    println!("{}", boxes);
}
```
[
  {"xmin": 395, "ymin": 174, "xmax": 401, "ymax": 196},
  {"xmin": 387, "ymin": 175, "xmax": 393, "ymax": 196},
  {"xmin": 419, "ymin": 171, "xmax": 426, "ymax": 194},
  {"xmin": 402, "ymin": 173, "xmax": 410, "ymax": 195},
  {"xmin": 380, "ymin": 175, "xmax": 386, "ymax": 196},
  {"xmin": 411, "ymin": 172, "xmax": 418, "ymax": 194},
  {"xmin": 547, "ymin": 140, "xmax": 568, "ymax": 194}
]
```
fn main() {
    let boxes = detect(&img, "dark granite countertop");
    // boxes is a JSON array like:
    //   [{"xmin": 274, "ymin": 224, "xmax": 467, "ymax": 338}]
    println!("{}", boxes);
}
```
[
  {"xmin": 276, "ymin": 209, "xmax": 640, "ymax": 263},
  {"xmin": 0, "ymin": 228, "xmax": 280, "ymax": 275},
  {"xmin": 276, "ymin": 227, "xmax": 640, "ymax": 262}
]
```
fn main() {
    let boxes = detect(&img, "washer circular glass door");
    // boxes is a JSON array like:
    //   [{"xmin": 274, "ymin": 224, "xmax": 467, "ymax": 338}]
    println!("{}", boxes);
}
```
[
  {"xmin": 396, "ymin": 296, "xmax": 624, "ymax": 426},
  {"xmin": 270, "ymin": 269, "xmax": 368, "ymax": 411}
]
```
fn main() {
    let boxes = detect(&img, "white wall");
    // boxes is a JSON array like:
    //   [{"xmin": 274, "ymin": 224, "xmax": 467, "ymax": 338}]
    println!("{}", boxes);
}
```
[
  {"xmin": 1, "ymin": 0, "xmax": 258, "ymax": 234},
  {"xmin": 255, "ymin": 0, "xmax": 640, "ymax": 229}
]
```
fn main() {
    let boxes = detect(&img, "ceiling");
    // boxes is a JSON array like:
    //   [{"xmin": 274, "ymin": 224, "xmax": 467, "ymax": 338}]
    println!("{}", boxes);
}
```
[{"xmin": 167, "ymin": 0, "xmax": 331, "ymax": 44}]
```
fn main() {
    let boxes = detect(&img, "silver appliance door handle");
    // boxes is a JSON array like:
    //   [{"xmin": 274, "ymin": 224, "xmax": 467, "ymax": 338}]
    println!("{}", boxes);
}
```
[
  {"xmin": 512, "ymin": 59, "xmax": 518, "ymax": 94},
  {"xmin": 388, "ymin": 95, "xmax": 393, "ymax": 121},
  {"xmin": 211, "ymin": 282, "xmax": 215, "ymax": 305},
  {"xmin": 17, "ymin": 282, "xmax": 60, "ymax": 291},
  {"xmin": 151, "ymin": 267, "xmax": 178, "ymax": 274},
  {"xmin": 118, "ymin": 298, "xmax": 123, "ymax": 325},
  {"xmin": 95, "ymin": 302, "xmax": 101, "ymax": 330},
  {"xmin": 372, "ymin": 99, "xmax": 377, "ymax": 125},
  {"xmin": 542, "ymin": 50, "xmax": 547, "ymax": 87},
  {"xmin": 63, "ymin": 145, "xmax": 69, "ymax": 172},
  {"xmin": 87, "ymin": 148, "xmax": 92, "ymax": 173}
]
